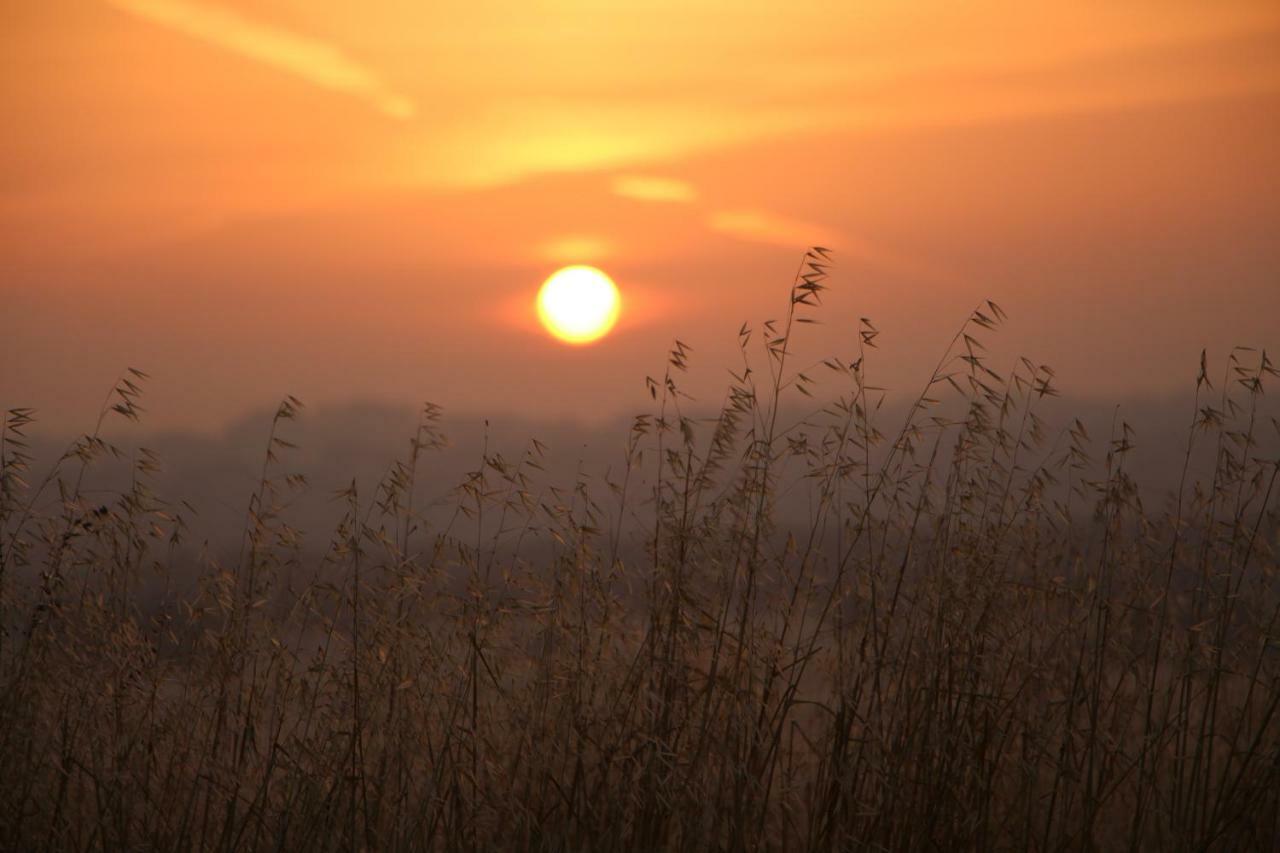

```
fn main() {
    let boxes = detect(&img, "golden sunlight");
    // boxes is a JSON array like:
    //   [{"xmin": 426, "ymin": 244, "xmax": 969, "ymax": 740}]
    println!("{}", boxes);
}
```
[{"xmin": 536, "ymin": 265, "xmax": 621, "ymax": 345}]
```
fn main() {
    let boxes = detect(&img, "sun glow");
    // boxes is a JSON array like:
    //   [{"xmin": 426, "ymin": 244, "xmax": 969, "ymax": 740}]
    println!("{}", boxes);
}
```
[{"xmin": 536, "ymin": 266, "xmax": 621, "ymax": 345}]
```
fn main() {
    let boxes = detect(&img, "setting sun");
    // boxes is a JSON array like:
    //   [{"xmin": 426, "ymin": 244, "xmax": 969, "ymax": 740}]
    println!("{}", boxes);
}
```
[{"xmin": 536, "ymin": 265, "xmax": 621, "ymax": 345}]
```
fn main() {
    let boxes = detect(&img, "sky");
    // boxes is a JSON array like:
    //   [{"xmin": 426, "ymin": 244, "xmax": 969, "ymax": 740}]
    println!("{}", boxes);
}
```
[{"xmin": 3, "ymin": 0, "xmax": 1279, "ymax": 431}]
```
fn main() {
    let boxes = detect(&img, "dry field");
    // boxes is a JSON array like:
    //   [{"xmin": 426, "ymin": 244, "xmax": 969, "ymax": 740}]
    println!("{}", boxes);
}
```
[{"xmin": 3, "ymin": 251, "xmax": 1278, "ymax": 851}]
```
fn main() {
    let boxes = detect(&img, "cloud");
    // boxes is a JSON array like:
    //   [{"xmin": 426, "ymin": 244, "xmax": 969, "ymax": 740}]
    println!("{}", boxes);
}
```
[
  {"xmin": 707, "ymin": 209, "xmax": 838, "ymax": 249},
  {"xmin": 106, "ymin": 0, "xmax": 415, "ymax": 119},
  {"xmin": 538, "ymin": 235, "xmax": 613, "ymax": 263},
  {"xmin": 707, "ymin": 209, "xmax": 963, "ymax": 284},
  {"xmin": 612, "ymin": 175, "xmax": 698, "ymax": 203}
]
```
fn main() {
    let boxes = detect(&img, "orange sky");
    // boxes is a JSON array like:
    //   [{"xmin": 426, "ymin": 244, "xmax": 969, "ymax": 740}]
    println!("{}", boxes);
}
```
[{"xmin": 3, "ymin": 0, "xmax": 1279, "ymax": 430}]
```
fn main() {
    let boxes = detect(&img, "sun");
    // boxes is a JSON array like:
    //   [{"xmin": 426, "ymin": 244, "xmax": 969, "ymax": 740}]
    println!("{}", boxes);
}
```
[{"xmin": 536, "ymin": 265, "xmax": 621, "ymax": 345}]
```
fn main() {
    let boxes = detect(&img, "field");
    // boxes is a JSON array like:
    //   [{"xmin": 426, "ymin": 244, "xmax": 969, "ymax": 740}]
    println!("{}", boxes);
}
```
[{"xmin": 2, "ymin": 252, "xmax": 1278, "ymax": 851}]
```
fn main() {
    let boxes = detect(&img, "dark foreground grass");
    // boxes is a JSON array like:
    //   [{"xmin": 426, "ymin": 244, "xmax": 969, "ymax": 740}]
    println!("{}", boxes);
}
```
[{"xmin": 2, "ymin": 250, "xmax": 1279, "ymax": 851}]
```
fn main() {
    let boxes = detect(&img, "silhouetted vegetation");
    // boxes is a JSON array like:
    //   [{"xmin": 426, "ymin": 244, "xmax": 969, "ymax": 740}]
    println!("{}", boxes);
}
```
[{"xmin": 2, "ymin": 250, "xmax": 1278, "ymax": 850}]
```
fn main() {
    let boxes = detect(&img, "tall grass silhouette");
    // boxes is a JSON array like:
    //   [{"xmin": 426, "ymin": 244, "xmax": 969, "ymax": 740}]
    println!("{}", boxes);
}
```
[{"xmin": 2, "ymin": 249, "xmax": 1278, "ymax": 850}]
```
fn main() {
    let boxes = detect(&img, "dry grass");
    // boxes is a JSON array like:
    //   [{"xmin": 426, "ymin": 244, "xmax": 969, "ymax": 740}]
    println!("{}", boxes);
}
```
[{"xmin": 2, "ymin": 249, "xmax": 1279, "ymax": 851}]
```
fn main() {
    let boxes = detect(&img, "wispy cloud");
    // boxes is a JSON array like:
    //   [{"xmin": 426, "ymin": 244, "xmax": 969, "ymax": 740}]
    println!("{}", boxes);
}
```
[
  {"xmin": 707, "ymin": 209, "xmax": 958, "ymax": 282},
  {"xmin": 106, "ymin": 0, "xmax": 415, "ymax": 119},
  {"xmin": 612, "ymin": 175, "xmax": 698, "ymax": 203},
  {"xmin": 708, "ymin": 210, "xmax": 838, "ymax": 249},
  {"xmin": 538, "ymin": 235, "xmax": 613, "ymax": 263}
]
